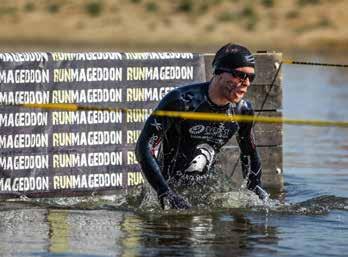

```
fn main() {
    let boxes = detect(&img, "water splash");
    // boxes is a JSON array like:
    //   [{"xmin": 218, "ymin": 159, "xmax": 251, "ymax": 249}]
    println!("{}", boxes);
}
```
[
  {"xmin": 134, "ymin": 177, "xmax": 268, "ymax": 213},
  {"xmin": 1, "ymin": 181, "xmax": 348, "ymax": 217}
]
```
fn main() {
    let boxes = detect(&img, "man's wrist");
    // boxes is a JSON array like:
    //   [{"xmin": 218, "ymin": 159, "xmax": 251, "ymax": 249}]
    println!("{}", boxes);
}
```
[
  {"xmin": 158, "ymin": 189, "xmax": 170, "ymax": 199},
  {"xmin": 254, "ymin": 185, "xmax": 269, "ymax": 200}
]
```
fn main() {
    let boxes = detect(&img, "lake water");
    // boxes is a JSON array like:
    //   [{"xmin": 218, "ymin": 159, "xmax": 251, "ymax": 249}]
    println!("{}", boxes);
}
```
[{"xmin": 0, "ymin": 53, "xmax": 348, "ymax": 257}]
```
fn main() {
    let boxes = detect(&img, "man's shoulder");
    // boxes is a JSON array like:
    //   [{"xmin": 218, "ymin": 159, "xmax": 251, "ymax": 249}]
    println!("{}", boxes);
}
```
[
  {"xmin": 162, "ymin": 82, "xmax": 208, "ymax": 103},
  {"xmin": 173, "ymin": 82, "xmax": 209, "ymax": 95},
  {"xmin": 157, "ymin": 82, "xmax": 208, "ymax": 110}
]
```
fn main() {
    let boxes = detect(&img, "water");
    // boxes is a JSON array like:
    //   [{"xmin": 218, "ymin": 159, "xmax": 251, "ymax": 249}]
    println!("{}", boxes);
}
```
[{"xmin": 1, "ymin": 53, "xmax": 348, "ymax": 257}]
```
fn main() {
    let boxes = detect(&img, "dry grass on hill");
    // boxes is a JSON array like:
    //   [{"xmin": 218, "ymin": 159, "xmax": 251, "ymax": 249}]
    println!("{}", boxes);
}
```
[{"xmin": 0, "ymin": 0, "xmax": 347, "ymax": 52}]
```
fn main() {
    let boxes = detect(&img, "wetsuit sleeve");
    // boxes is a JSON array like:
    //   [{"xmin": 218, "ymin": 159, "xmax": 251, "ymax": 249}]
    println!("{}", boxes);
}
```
[
  {"xmin": 135, "ymin": 90, "xmax": 181, "ymax": 195},
  {"xmin": 236, "ymin": 101, "xmax": 262, "ymax": 191}
]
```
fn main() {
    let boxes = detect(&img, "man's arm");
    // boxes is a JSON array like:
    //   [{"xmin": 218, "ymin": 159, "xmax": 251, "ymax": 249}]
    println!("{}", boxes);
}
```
[
  {"xmin": 135, "ymin": 91, "xmax": 176, "ymax": 196},
  {"xmin": 236, "ymin": 100, "xmax": 268, "ymax": 200},
  {"xmin": 135, "ymin": 113, "xmax": 170, "ymax": 196},
  {"xmin": 135, "ymin": 90, "xmax": 191, "ymax": 209}
]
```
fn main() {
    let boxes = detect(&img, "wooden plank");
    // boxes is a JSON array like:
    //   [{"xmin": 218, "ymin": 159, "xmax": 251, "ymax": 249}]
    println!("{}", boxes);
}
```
[
  {"xmin": 215, "ymin": 146, "xmax": 283, "ymax": 188},
  {"xmin": 253, "ymin": 53, "xmax": 282, "ymax": 86},
  {"xmin": 204, "ymin": 54, "xmax": 215, "ymax": 80},
  {"xmin": 245, "ymin": 84, "xmax": 282, "ymax": 110},
  {"xmin": 224, "ymin": 111, "xmax": 282, "ymax": 147},
  {"xmin": 254, "ymin": 111, "xmax": 283, "ymax": 146}
]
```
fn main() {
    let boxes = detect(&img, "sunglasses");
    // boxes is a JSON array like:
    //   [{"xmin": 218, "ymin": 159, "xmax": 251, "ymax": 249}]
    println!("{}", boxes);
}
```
[{"xmin": 218, "ymin": 68, "xmax": 256, "ymax": 83}]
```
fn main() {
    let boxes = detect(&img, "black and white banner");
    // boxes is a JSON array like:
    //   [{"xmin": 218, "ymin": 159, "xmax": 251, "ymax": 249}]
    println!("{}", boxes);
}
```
[{"xmin": 0, "ymin": 52, "xmax": 205, "ymax": 198}]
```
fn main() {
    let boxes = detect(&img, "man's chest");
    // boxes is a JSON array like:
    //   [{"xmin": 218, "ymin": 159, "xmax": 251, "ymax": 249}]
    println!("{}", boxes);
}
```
[{"xmin": 180, "ymin": 119, "xmax": 239, "ymax": 148}]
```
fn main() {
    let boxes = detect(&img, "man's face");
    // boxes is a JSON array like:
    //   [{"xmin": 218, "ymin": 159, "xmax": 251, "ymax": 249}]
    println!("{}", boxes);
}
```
[{"xmin": 217, "ymin": 66, "xmax": 255, "ymax": 103}]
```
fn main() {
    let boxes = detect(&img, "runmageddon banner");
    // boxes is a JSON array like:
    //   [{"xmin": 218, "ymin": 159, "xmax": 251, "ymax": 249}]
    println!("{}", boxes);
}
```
[{"xmin": 0, "ymin": 52, "xmax": 205, "ymax": 198}]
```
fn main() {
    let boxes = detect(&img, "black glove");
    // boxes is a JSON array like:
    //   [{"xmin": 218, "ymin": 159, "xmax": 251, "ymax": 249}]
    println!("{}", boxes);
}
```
[
  {"xmin": 254, "ymin": 185, "xmax": 269, "ymax": 201},
  {"xmin": 158, "ymin": 189, "xmax": 192, "ymax": 210}
]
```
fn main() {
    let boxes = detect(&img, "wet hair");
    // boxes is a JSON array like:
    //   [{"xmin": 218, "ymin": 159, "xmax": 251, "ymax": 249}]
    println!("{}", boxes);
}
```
[{"xmin": 212, "ymin": 43, "xmax": 255, "ymax": 75}]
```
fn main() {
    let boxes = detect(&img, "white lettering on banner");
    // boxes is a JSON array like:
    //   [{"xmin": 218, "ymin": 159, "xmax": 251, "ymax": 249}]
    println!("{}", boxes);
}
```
[
  {"xmin": 0, "ymin": 134, "xmax": 48, "ymax": 148},
  {"xmin": 51, "ymin": 89, "xmax": 122, "ymax": 103},
  {"xmin": 126, "ymin": 87, "xmax": 175, "ymax": 102},
  {"xmin": 160, "ymin": 66, "xmax": 193, "ymax": 80},
  {"xmin": 0, "ymin": 177, "xmax": 49, "ymax": 192},
  {"xmin": 52, "ymin": 111, "xmax": 122, "ymax": 125},
  {"xmin": 127, "ymin": 172, "xmax": 144, "ymax": 186},
  {"xmin": 127, "ymin": 151, "xmax": 138, "ymax": 165},
  {"xmin": 127, "ymin": 66, "xmax": 193, "ymax": 80},
  {"xmin": 127, "ymin": 66, "xmax": 159, "ymax": 80},
  {"xmin": 0, "ymin": 69, "xmax": 49, "ymax": 84},
  {"xmin": 126, "ymin": 109, "xmax": 152, "ymax": 123},
  {"xmin": 0, "ymin": 91, "xmax": 50, "ymax": 105},
  {"xmin": 51, "ymin": 52, "xmax": 123, "ymax": 61},
  {"xmin": 52, "ymin": 131, "xmax": 122, "ymax": 146},
  {"xmin": 0, "ymin": 155, "xmax": 49, "ymax": 170},
  {"xmin": 125, "ymin": 52, "xmax": 194, "ymax": 60},
  {"xmin": 53, "ymin": 67, "xmax": 122, "ymax": 82},
  {"xmin": 53, "ymin": 173, "xmax": 123, "ymax": 189},
  {"xmin": 52, "ymin": 152, "xmax": 123, "ymax": 168},
  {"xmin": 0, "ymin": 112, "xmax": 48, "ymax": 127},
  {"xmin": 0, "ymin": 52, "xmax": 49, "ymax": 62},
  {"xmin": 126, "ymin": 130, "xmax": 141, "ymax": 144}
]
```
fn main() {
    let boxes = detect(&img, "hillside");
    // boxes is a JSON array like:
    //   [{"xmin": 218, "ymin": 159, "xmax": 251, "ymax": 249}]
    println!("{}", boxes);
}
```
[{"xmin": 0, "ymin": 0, "xmax": 347, "ymax": 53}]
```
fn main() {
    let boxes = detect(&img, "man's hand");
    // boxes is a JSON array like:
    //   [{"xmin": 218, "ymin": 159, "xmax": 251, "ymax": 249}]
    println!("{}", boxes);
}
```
[
  {"xmin": 158, "ymin": 189, "xmax": 192, "ymax": 210},
  {"xmin": 254, "ymin": 185, "xmax": 269, "ymax": 201}
]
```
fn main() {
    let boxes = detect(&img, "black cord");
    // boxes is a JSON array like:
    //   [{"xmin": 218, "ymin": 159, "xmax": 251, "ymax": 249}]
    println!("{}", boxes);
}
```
[{"xmin": 253, "ymin": 61, "xmax": 283, "ymax": 128}]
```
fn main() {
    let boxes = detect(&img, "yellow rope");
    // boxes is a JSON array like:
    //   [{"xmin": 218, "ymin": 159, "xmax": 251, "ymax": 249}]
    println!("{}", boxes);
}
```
[
  {"xmin": 154, "ymin": 110, "xmax": 348, "ymax": 127},
  {"xmin": 20, "ymin": 103, "xmax": 348, "ymax": 128}
]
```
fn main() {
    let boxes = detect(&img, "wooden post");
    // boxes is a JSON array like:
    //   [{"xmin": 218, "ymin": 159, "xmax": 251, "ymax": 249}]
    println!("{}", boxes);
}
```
[{"xmin": 204, "ymin": 52, "xmax": 283, "ymax": 189}]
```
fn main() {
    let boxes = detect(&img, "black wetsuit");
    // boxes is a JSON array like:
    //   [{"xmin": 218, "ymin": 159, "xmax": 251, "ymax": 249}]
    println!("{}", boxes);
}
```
[{"xmin": 135, "ymin": 82, "xmax": 262, "ymax": 196}]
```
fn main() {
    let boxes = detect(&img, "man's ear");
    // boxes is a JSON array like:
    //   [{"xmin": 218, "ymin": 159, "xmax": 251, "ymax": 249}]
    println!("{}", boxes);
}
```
[{"xmin": 214, "ymin": 73, "xmax": 223, "ymax": 83}]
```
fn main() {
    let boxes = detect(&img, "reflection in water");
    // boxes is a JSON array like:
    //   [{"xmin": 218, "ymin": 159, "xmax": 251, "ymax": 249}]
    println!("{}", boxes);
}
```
[
  {"xmin": 0, "ymin": 206, "xmax": 49, "ymax": 256},
  {"xmin": 0, "ymin": 203, "xmax": 280, "ymax": 257},
  {"xmin": 0, "ymin": 205, "xmax": 128, "ymax": 257},
  {"xmin": 47, "ymin": 209, "xmax": 125, "ymax": 256},
  {"xmin": 48, "ymin": 210, "xmax": 69, "ymax": 253},
  {"xmin": 121, "ymin": 210, "xmax": 279, "ymax": 257}
]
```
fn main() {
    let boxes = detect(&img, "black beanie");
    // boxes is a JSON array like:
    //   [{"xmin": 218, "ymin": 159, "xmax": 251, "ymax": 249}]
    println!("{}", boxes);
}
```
[{"xmin": 212, "ymin": 43, "xmax": 255, "ymax": 74}]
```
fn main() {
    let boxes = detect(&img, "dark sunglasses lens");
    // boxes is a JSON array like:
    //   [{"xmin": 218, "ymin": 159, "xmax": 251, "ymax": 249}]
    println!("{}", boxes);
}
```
[
  {"xmin": 233, "ymin": 70, "xmax": 255, "ymax": 82},
  {"xmin": 248, "ymin": 73, "xmax": 255, "ymax": 82}
]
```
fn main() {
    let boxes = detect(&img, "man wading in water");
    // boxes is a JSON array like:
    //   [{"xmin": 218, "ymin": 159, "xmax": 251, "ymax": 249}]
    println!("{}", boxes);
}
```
[{"xmin": 136, "ymin": 43, "xmax": 269, "ymax": 209}]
